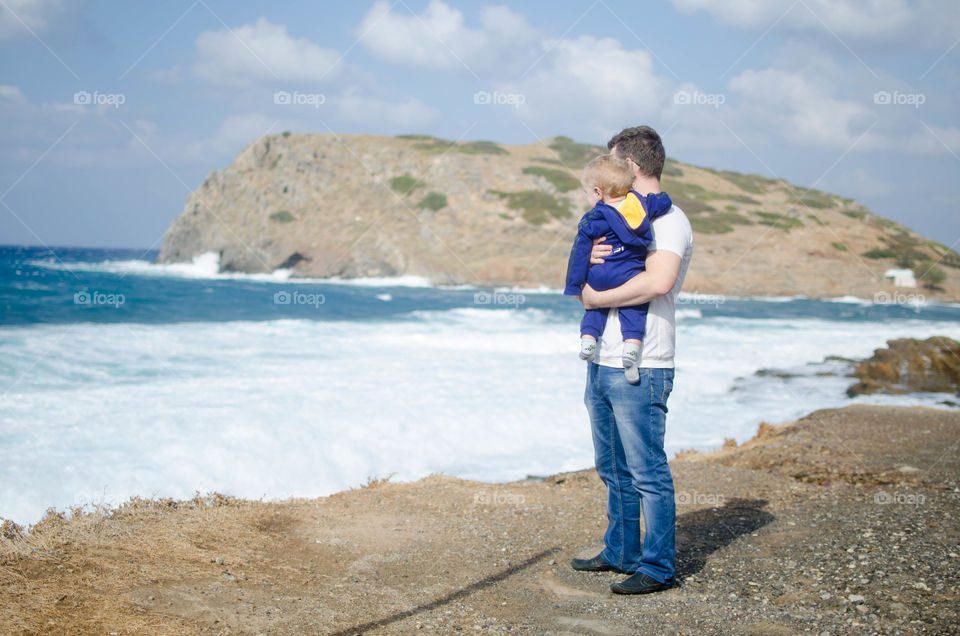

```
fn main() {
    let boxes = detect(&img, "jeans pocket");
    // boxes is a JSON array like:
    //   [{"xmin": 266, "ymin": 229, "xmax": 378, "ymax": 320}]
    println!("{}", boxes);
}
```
[{"xmin": 659, "ymin": 370, "xmax": 674, "ymax": 408}]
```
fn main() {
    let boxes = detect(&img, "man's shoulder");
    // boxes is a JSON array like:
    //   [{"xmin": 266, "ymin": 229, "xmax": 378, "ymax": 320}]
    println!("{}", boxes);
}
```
[
  {"xmin": 650, "ymin": 205, "xmax": 693, "ymax": 256},
  {"xmin": 661, "ymin": 203, "xmax": 690, "ymax": 221},
  {"xmin": 652, "ymin": 205, "xmax": 692, "ymax": 235}
]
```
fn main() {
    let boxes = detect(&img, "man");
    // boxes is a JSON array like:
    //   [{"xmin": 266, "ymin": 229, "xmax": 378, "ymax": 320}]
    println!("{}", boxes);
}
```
[{"xmin": 571, "ymin": 126, "xmax": 694, "ymax": 594}]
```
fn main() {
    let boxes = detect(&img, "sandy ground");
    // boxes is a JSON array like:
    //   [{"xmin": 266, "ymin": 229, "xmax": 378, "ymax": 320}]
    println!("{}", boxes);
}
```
[{"xmin": 1, "ymin": 404, "xmax": 958, "ymax": 635}]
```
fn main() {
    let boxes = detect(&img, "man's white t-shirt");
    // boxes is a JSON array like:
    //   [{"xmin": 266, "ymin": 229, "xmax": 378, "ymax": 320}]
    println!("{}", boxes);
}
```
[{"xmin": 595, "ymin": 205, "xmax": 694, "ymax": 369}]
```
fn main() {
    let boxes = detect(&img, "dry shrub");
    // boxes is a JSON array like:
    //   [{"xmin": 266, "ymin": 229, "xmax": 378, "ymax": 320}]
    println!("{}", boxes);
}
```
[{"xmin": 755, "ymin": 421, "xmax": 777, "ymax": 438}]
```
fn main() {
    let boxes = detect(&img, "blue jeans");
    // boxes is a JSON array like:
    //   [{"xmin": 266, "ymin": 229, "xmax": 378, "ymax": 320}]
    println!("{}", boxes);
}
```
[{"xmin": 584, "ymin": 363, "xmax": 676, "ymax": 583}]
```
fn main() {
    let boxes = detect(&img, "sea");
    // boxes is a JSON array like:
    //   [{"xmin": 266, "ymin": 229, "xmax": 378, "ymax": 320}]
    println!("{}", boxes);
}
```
[{"xmin": 2, "ymin": 245, "xmax": 959, "ymax": 525}]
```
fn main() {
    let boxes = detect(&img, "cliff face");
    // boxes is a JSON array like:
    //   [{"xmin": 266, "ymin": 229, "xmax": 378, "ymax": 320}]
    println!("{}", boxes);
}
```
[{"xmin": 158, "ymin": 133, "xmax": 960, "ymax": 299}]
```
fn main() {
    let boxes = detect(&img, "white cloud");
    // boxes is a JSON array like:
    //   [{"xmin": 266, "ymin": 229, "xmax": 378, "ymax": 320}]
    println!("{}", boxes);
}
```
[
  {"xmin": 669, "ymin": 0, "xmax": 960, "ymax": 47},
  {"xmin": 0, "ymin": 84, "xmax": 286, "ymax": 169},
  {"xmin": 182, "ymin": 113, "xmax": 294, "ymax": 161},
  {"xmin": 902, "ymin": 124, "xmax": 960, "ymax": 155},
  {"xmin": 356, "ymin": 0, "xmax": 483, "ymax": 71},
  {"xmin": 498, "ymin": 35, "xmax": 670, "ymax": 139},
  {"xmin": 114, "ymin": 113, "xmax": 306, "ymax": 168},
  {"xmin": 349, "ymin": 0, "xmax": 959, "ymax": 158},
  {"xmin": 728, "ymin": 68, "xmax": 874, "ymax": 150},
  {"xmin": 0, "ymin": 0, "xmax": 70, "ymax": 39},
  {"xmin": 835, "ymin": 168, "xmax": 894, "ymax": 196},
  {"xmin": 333, "ymin": 90, "xmax": 439, "ymax": 128},
  {"xmin": 193, "ymin": 17, "xmax": 342, "ymax": 87},
  {"xmin": 355, "ymin": 0, "xmax": 537, "ymax": 74},
  {"xmin": 660, "ymin": 64, "xmax": 960, "ymax": 158},
  {"xmin": 146, "ymin": 66, "xmax": 182, "ymax": 84},
  {"xmin": 355, "ymin": 1, "xmax": 672, "ymax": 139},
  {"xmin": 0, "ymin": 84, "xmax": 26, "ymax": 102}
]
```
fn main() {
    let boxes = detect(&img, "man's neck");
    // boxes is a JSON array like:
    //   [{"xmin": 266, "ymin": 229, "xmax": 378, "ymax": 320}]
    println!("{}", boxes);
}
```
[{"xmin": 632, "ymin": 175, "xmax": 661, "ymax": 195}]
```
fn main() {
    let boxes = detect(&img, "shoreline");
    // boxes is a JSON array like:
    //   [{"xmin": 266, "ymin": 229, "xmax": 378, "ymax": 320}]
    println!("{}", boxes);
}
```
[
  {"xmin": 5, "ymin": 397, "xmax": 958, "ymax": 530},
  {"xmin": 12, "ymin": 247, "xmax": 960, "ymax": 303},
  {"xmin": 3, "ymin": 295, "xmax": 959, "ymax": 530},
  {"xmin": 4, "ymin": 389, "xmax": 960, "ymax": 529},
  {"xmin": 3, "ymin": 403, "xmax": 957, "ymax": 634}
]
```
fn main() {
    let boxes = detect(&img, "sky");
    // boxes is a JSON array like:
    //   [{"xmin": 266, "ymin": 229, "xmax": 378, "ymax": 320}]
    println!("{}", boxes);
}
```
[{"xmin": 0, "ymin": 0, "xmax": 958, "ymax": 252}]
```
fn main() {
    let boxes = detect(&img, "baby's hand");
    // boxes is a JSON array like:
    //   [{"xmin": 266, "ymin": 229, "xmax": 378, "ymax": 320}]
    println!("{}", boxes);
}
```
[{"xmin": 590, "ymin": 237, "xmax": 612, "ymax": 264}]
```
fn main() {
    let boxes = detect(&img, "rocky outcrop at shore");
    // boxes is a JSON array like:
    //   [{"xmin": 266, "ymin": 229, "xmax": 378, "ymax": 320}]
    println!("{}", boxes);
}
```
[
  {"xmin": 157, "ymin": 132, "xmax": 960, "ymax": 300},
  {"xmin": 847, "ymin": 336, "xmax": 960, "ymax": 397}
]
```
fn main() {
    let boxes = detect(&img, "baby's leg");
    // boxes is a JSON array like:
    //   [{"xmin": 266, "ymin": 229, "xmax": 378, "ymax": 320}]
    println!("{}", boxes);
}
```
[
  {"xmin": 617, "ymin": 305, "xmax": 649, "ymax": 384},
  {"xmin": 621, "ymin": 339, "xmax": 642, "ymax": 383},
  {"xmin": 580, "ymin": 308, "xmax": 608, "ymax": 361},
  {"xmin": 580, "ymin": 337, "xmax": 598, "ymax": 361}
]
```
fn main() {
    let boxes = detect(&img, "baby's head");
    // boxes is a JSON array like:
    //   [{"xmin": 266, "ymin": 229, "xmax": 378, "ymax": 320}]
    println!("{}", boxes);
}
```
[{"xmin": 581, "ymin": 154, "xmax": 634, "ymax": 206}]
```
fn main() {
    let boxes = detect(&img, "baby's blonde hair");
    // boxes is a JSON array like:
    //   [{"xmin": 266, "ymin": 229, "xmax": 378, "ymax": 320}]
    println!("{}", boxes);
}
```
[{"xmin": 582, "ymin": 154, "xmax": 635, "ymax": 199}]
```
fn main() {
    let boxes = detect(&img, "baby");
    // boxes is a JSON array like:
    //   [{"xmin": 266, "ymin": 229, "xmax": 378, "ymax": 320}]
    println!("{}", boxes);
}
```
[{"xmin": 563, "ymin": 154, "xmax": 673, "ymax": 383}]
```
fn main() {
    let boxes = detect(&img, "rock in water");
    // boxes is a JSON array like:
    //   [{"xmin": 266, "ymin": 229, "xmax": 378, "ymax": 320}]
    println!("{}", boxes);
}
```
[{"xmin": 846, "ymin": 336, "xmax": 960, "ymax": 396}]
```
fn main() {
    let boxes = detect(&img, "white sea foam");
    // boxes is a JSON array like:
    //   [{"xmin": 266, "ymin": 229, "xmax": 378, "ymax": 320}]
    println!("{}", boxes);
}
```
[
  {"xmin": 826, "ymin": 295, "xmax": 872, "ymax": 304},
  {"xmin": 674, "ymin": 308, "xmax": 703, "ymax": 320},
  {"xmin": 29, "ymin": 252, "xmax": 294, "ymax": 282},
  {"xmin": 28, "ymin": 252, "xmax": 436, "ymax": 287},
  {"xmin": 321, "ymin": 274, "xmax": 434, "ymax": 287},
  {"xmin": 1, "ymin": 305, "xmax": 959, "ymax": 525}
]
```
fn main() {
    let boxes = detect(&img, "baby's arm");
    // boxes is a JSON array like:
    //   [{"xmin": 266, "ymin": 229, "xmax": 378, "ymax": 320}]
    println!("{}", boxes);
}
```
[{"xmin": 563, "ymin": 216, "xmax": 605, "ymax": 295}]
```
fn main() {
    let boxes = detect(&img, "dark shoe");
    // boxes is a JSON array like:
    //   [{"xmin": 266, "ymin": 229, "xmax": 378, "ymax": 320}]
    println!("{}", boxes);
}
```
[
  {"xmin": 610, "ymin": 571, "xmax": 673, "ymax": 595},
  {"xmin": 570, "ymin": 554, "xmax": 627, "ymax": 573}
]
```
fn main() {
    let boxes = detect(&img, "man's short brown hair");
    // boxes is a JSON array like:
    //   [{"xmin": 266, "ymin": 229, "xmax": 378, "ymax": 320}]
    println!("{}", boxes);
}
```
[
  {"xmin": 607, "ymin": 126, "xmax": 665, "ymax": 180},
  {"xmin": 582, "ymin": 154, "xmax": 635, "ymax": 199}
]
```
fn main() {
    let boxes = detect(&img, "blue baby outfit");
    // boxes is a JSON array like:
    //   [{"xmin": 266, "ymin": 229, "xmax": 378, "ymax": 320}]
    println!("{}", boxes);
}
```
[{"xmin": 563, "ymin": 190, "xmax": 674, "ymax": 341}]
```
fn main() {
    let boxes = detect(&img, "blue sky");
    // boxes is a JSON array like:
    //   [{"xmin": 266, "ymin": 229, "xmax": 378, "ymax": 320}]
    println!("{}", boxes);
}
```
[{"xmin": 1, "ymin": 0, "xmax": 958, "ymax": 251}]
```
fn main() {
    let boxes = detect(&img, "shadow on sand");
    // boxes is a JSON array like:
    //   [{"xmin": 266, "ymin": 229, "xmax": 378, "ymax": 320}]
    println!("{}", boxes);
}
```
[
  {"xmin": 331, "ymin": 498, "xmax": 773, "ymax": 633},
  {"xmin": 329, "ymin": 547, "xmax": 561, "ymax": 636},
  {"xmin": 675, "ymin": 497, "xmax": 774, "ymax": 581}
]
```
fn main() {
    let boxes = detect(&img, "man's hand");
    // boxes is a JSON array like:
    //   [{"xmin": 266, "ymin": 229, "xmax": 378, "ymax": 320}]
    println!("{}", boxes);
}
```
[
  {"xmin": 581, "ymin": 284, "xmax": 600, "ymax": 310},
  {"xmin": 591, "ymin": 237, "xmax": 612, "ymax": 264}
]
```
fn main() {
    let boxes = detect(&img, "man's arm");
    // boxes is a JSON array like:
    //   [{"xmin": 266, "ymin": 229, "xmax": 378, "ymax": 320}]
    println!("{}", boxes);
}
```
[{"xmin": 581, "ymin": 249, "xmax": 682, "ymax": 309}]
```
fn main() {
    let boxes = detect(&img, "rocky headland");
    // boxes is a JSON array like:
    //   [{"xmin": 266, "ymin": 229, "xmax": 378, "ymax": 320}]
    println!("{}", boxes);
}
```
[{"xmin": 157, "ymin": 133, "xmax": 960, "ymax": 301}]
